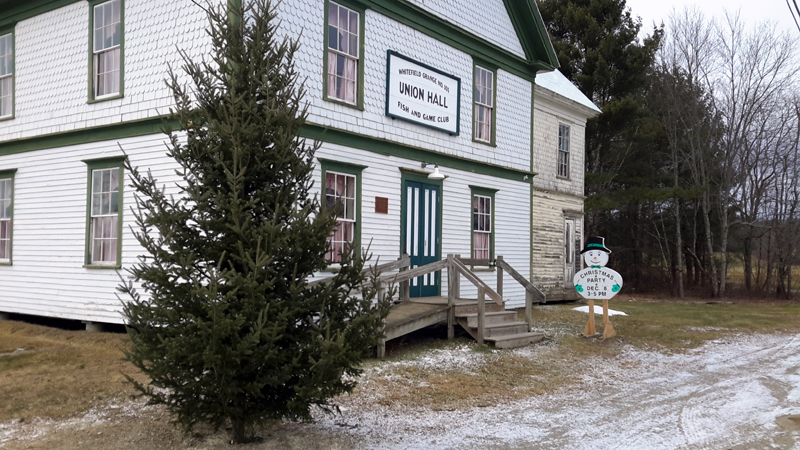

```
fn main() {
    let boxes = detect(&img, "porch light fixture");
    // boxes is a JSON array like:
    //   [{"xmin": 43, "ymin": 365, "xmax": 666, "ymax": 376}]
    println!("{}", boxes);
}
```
[{"xmin": 421, "ymin": 162, "xmax": 446, "ymax": 180}]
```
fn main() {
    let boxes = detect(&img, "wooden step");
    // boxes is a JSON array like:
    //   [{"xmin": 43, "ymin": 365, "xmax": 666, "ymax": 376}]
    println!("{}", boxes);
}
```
[
  {"xmin": 483, "ymin": 321, "xmax": 530, "ymax": 338},
  {"xmin": 453, "ymin": 301, "xmax": 505, "ymax": 315},
  {"xmin": 458, "ymin": 311, "xmax": 518, "ymax": 327},
  {"xmin": 486, "ymin": 331, "xmax": 545, "ymax": 349}
]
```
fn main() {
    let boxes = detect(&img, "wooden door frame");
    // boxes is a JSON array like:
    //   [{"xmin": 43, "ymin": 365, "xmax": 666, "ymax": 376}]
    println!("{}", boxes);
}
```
[{"xmin": 399, "ymin": 168, "xmax": 443, "ymax": 296}]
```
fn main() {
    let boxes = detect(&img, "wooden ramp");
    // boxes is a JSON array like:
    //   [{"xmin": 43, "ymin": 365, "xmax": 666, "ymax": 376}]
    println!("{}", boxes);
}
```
[{"xmin": 383, "ymin": 298, "xmax": 449, "ymax": 342}]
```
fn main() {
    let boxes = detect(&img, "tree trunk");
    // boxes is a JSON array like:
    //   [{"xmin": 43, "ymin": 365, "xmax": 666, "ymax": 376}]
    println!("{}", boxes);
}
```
[{"xmin": 701, "ymin": 191, "xmax": 719, "ymax": 296}]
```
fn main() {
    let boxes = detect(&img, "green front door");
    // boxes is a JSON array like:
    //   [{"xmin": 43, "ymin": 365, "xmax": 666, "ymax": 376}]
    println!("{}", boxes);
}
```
[{"xmin": 403, "ymin": 180, "xmax": 441, "ymax": 297}]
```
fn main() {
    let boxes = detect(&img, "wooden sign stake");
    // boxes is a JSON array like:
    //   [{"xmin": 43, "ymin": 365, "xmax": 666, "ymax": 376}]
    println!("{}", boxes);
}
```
[
  {"xmin": 602, "ymin": 299, "xmax": 616, "ymax": 339},
  {"xmin": 583, "ymin": 299, "xmax": 596, "ymax": 336}
]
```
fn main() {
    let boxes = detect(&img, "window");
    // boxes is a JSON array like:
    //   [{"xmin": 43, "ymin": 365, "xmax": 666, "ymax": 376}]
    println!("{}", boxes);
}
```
[
  {"xmin": 84, "ymin": 158, "xmax": 124, "ymax": 267},
  {"xmin": 90, "ymin": 0, "xmax": 123, "ymax": 100},
  {"xmin": 0, "ymin": 32, "xmax": 13, "ymax": 119},
  {"xmin": 470, "ymin": 186, "xmax": 496, "ymax": 260},
  {"xmin": 324, "ymin": 0, "xmax": 363, "ymax": 108},
  {"xmin": 319, "ymin": 159, "xmax": 365, "ymax": 264},
  {"xmin": 0, "ymin": 170, "xmax": 15, "ymax": 264},
  {"xmin": 473, "ymin": 65, "xmax": 495, "ymax": 144},
  {"xmin": 558, "ymin": 124, "xmax": 570, "ymax": 178}
]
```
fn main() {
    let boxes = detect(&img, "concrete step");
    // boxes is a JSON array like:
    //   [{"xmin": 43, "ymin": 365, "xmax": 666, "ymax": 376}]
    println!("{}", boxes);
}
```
[
  {"xmin": 483, "ymin": 321, "xmax": 530, "ymax": 338},
  {"xmin": 486, "ymin": 331, "xmax": 545, "ymax": 349},
  {"xmin": 454, "ymin": 301, "xmax": 505, "ymax": 316},
  {"xmin": 458, "ymin": 311, "xmax": 518, "ymax": 328}
]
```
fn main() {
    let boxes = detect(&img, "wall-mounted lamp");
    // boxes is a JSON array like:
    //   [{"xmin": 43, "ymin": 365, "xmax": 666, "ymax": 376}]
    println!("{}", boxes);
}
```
[{"xmin": 421, "ymin": 162, "xmax": 446, "ymax": 180}]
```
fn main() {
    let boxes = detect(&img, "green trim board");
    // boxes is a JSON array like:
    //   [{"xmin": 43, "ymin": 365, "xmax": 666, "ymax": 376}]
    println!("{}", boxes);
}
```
[
  {"xmin": 0, "ymin": 27, "xmax": 15, "ymax": 122},
  {"xmin": 355, "ymin": 0, "xmax": 555, "ymax": 82},
  {"xmin": 82, "ymin": 156, "xmax": 126, "ymax": 269},
  {"xmin": 0, "ymin": 0, "xmax": 81, "ymax": 30},
  {"xmin": 471, "ymin": 62, "xmax": 497, "ymax": 147},
  {"xmin": 87, "ymin": 0, "xmax": 124, "ymax": 103},
  {"xmin": 301, "ymin": 125, "xmax": 534, "ymax": 184},
  {"xmin": 501, "ymin": 0, "xmax": 559, "ymax": 68},
  {"xmin": 0, "ymin": 117, "xmax": 173, "ymax": 156},
  {"xmin": 0, "ymin": 168, "xmax": 16, "ymax": 265},
  {"xmin": 400, "ymin": 169, "xmax": 443, "ymax": 296},
  {"xmin": 318, "ymin": 158, "xmax": 366, "ymax": 265},
  {"xmin": 322, "ymin": 0, "xmax": 366, "ymax": 110},
  {"xmin": 469, "ymin": 185, "xmax": 497, "ymax": 261}
]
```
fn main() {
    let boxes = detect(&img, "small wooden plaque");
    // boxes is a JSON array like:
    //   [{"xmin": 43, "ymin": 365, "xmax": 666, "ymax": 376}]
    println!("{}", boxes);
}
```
[{"xmin": 375, "ymin": 197, "xmax": 388, "ymax": 214}]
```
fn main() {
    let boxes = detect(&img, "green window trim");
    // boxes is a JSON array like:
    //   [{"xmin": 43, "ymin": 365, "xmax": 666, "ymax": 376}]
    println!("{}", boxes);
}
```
[
  {"xmin": 87, "ymin": 0, "xmax": 124, "ymax": 103},
  {"xmin": 0, "ymin": 168, "xmax": 17, "ymax": 266},
  {"xmin": 319, "ymin": 158, "xmax": 366, "ymax": 267},
  {"xmin": 469, "ymin": 185, "xmax": 497, "ymax": 263},
  {"xmin": 83, "ymin": 156, "xmax": 126, "ymax": 269},
  {"xmin": 322, "ymin": 0, "xmax": 366, "ymax": 110},
  {"xmin": 0, "ymin": 27, "xmax": 15, "ymax": 122},
  {"xmin": 472, "ymin": 61, "xmax": 497, "ymax": 147}
]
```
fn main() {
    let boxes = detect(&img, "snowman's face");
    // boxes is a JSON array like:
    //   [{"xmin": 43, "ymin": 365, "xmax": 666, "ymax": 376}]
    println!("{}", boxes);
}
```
[{"xmin": 584, "ymin": 250, "xmax": 609, "ymax": 267}]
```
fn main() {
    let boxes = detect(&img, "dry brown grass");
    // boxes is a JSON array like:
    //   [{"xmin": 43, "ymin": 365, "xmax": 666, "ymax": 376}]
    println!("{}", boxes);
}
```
[
  {"xmin": 0, "ymin": 321, "xmax": 146, "ymax": 422},
  {"xmin": 361, "ymin": 295, "xmax": 800, "ymax": 410}
]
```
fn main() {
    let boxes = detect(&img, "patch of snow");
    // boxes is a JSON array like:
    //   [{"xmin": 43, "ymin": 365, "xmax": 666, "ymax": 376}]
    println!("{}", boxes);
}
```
[
  {"xmin": 535, "ymin": 70, "xmax": 601, "ymax": 113},
  {"xmin": 573, "ymin": 305, "xmax": 628, "ymax": 316}
]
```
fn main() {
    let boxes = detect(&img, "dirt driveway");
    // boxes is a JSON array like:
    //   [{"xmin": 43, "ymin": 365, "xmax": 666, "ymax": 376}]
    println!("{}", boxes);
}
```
[{"xmin": 3, "ymin": 332, "xmax": 800, "ymax": 449}]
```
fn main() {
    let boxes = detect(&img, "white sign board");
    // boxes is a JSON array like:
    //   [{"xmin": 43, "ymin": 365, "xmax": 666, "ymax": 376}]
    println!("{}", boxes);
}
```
[
  {"xmin": 573, "ymin": 267, "xmax": 623, "ymax": 300},
  {"xmin": 385, "ymin": 51, "xmax": 460, "ymax": 135}
]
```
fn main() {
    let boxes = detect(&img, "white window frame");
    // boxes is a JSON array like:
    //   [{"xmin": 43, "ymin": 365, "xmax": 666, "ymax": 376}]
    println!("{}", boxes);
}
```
[
  {"xmin": 0, "ymin": 32, "xmax": 13, "ymax": 119},
  {"xmin": 473, "ymin": 66, "xmax": 494, "ymax": 144},
  {"xmin": 325, "ymin": 170, "xmax": 357, "ymax": 263},
  {"xmin": 558, "ymin": 123, "xmax": 570, "ymax": 178},
  {"xmin": 0, "ymin": 176, "xmax": 12, "ymax": 263},
  {"xmin": 326, "ymin": 1, "xmax": 360, "ymax": 105},
  {"xmin": 89, "ymin": 167, "xmax": 121, "ymax": 265},
  {"xmin": 91, "ymin": 0, "xmax": 122, "ymax": 100},
  {"xmin": 472, "ymin": 194, "xmax": 492, "ymax": 260}
]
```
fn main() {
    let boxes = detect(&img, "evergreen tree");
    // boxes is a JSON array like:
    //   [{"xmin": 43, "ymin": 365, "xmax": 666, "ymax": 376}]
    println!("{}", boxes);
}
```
[{"xmin": 119, "ymin": 0, "xmax": 390, "ymax": 443}]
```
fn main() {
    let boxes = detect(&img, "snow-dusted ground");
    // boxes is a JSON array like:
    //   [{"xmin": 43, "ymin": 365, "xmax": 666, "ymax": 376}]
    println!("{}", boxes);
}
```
[
  {"xmin": 314, "ymin": 333, "xmax": 800, "ymax": 449},
  {"xmin": 3, "ymin": 333, "xmax": 800, "ymax": 449}
]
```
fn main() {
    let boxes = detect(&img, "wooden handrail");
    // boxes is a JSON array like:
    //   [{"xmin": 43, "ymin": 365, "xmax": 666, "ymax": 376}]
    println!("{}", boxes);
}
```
[
  {"xmin": 495, "ymin": 257, "xmax": 546, "ymax": 303},
  {"xmin": 309, "ymin": 255, "xmax": 411, "ymax": 287},
  {"xmin": 451, "ymin": 258, "xmax": 503, "ymax": 305},
  {"xmin": 384, "ymin": 258, "xmax": 449, "ymax": 284}
]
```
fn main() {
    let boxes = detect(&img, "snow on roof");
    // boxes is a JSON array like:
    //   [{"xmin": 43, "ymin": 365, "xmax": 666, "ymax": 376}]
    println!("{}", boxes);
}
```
[{"xmin": 535, "ymin": 70, "xmax": 601, "ymax": 114}]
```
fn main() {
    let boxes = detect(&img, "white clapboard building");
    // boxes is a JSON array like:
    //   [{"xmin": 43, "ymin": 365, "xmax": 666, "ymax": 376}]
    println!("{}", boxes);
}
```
[{"xmin": 0, "ymin": 0, "xmax": 599, "ymax": 327}]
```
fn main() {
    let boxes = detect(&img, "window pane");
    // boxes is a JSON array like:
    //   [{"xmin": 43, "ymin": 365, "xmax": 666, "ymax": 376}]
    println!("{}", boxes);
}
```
[
  {"xmin": 0, "ymin": 221, "xmax": 7, "ymax": 239},
  {"xmin": 328, "ymin": 26, "xmax": 338, "ymax": 50},
  {"xmin": 338, "ymin": 8, "xmax": 347, "ymax": 34},
  {"xmin": 328, "ymin": 3, "xmax": 338, "ymax": 28},
  {"xmin": 0, "ymin": 240, "xmax": 7, "ymax": 260},
  {"xmin": 349, "ymin": 10, "xmax": 358, "ymax": 34}
]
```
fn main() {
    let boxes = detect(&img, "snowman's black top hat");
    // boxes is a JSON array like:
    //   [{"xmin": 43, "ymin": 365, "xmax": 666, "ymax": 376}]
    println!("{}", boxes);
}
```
[{"xmin": 581, "ymin": 236, "xmax": 611, "ymax": 254}]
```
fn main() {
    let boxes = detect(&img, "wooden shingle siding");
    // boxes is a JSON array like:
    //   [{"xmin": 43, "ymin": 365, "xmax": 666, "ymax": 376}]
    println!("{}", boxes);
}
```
[
  {"xmin": 1, "ymin": 0, "xmax": 211, "ymax": 142},
  {"xmin": 404, "ymin": 0, "xmax": 527, "ymax": 58},
  {"xmin": 276, "ymin": 0, "xmax": 532, "ymax": 173}
]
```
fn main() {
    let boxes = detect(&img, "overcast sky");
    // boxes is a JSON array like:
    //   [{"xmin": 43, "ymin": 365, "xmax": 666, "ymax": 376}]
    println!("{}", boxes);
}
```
[{"xmin": 625, "ymin": 0, "xmax": 800, "ymax": 35}]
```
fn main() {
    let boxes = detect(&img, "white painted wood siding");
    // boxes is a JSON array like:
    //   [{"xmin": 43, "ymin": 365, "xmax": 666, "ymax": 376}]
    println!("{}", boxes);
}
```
[
  {"xmin": 404, "ymin": 0, "xmax": 526, "ymax": 58},
  {"xmin": 277, "ymin": 0, "xmax": 533, "ymax": 173},
  {"xmin": 312, "ymin": 143, "xmax": 532, "ymax": 308},
  {"xmin": 0, "ymin": 134, "xmax": 183, "ymax": 323},
  {"xmin": 0, "ymin": 0, "xmax": 213, "ymax": 142}
]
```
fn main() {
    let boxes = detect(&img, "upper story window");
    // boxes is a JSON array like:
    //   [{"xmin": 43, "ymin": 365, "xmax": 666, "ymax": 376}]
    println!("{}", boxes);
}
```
[
  {"xmin": 473, "ymin": 65, "xmax": 495, "ymax": 144},
  {"xmin": 90, "ymin": 0, "xmax": 123, "ymax": 100},
  {"xmin": 0, "ymin": 32, "xmax": 13, "ymax": 119},
  {"xmin": 558, "ymin": 124, "xmax": 570, "ymax": 178},
  {"xmin": 325, "ymin": 1, "xmax": 362, "ymax": 108}
]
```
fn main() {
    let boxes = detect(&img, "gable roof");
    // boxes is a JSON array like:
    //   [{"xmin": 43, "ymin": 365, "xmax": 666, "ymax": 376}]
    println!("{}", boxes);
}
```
[{"xmin": 502, "ymin": 0, "xmax": 560, "ymax": 70}]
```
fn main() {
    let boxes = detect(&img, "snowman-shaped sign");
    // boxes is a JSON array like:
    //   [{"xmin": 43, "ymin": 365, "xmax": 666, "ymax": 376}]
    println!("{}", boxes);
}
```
[{"xmin": 573, "ymin": 237, "xmax": 623, "ymax": 339}]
